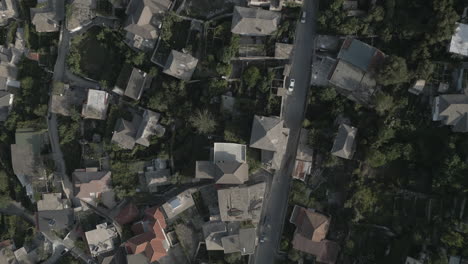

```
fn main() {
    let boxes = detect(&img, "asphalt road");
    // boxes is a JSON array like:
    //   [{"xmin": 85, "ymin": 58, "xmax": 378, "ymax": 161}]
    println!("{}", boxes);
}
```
[{"xmin": 251, "ymin": 1, "xmax": 317, "ymax": 263}]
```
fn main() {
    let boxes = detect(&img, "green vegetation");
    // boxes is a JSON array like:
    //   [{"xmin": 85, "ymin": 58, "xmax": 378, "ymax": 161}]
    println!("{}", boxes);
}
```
[
  {"xmin": 0, "ymin": 214, "xmax": 35, "ymax": 248},
  {"xmin": 67, "ymin": 26, "xmax": 144, "ymax": 87},
  {"xmin": 190, "ymin": 109, "xmax": 217, "ymax": 135},
  {"xmin": 286, "ymin": 0, "xmax": 468, "ymax": 263}
]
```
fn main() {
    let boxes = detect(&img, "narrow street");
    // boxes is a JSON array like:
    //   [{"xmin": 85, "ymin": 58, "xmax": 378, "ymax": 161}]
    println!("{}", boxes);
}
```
[{"xmin": 251, "ymin": 0, "xmax": 318, "ymax": 263}]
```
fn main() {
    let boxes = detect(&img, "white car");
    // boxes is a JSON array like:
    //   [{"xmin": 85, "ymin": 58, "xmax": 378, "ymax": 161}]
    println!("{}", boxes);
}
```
[
  {"xmin": 288, "ymin": 79, "xmax": 295, "ymax": 92},
  {"xmin": 301, "ymin": 12, "xmax": 306, "ymax": 23}
]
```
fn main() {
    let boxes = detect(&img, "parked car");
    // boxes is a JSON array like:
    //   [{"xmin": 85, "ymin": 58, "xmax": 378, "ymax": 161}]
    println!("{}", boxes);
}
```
[
  {"xmin": 288, "ymin": 79, "xmax": 295, "ymax": 92},
  {"xmin": 301, "ymin": 12, "xmax": 307, "ymax": 23}
]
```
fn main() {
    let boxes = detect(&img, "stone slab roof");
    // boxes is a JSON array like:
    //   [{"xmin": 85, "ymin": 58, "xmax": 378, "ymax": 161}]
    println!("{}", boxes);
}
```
[{"xmin": 231, "ymin": 6, "xmax": 280, "ymax": 36}]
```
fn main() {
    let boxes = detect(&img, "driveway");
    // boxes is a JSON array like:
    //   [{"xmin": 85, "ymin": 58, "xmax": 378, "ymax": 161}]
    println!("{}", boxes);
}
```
[{"xmin": 251, "ymin": 0, "xmax": 318, "ymax": 263}]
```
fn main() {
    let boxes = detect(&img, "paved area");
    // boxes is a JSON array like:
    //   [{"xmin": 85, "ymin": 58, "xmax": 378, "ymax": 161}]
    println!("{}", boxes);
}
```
[{"xmin": 250, "ymin": 0, "xmax": 318, "ymax": 263}]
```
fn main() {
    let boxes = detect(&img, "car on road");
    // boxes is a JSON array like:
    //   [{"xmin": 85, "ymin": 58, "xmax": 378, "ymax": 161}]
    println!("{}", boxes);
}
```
[
  {"xmin": 288, "ymin": 79, "xmax": 295, "ymax": 92},
  {"xmin": 301, "ymin": 12, "xmax": 306, "ymax": 23}
]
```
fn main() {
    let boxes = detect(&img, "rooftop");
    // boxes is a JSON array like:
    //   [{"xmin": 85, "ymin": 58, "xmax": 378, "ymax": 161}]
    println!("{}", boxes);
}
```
[
  {"xmin": 162, "ymin": 50, "xmax": 198, "ymax": 81},
  {"xmin": 337, "ymin": 37, "xmax": 385, "ymax": 72},
  {"xmin": 161, "ymin": 189, "xmax": 195, "ymax": 220},
  {"xmin": 85, "ymin": 223, "xmax": 118, "ymax": 257},
  {"xmin": 73, "ymin": 168, "xmax": 115, "ymax": 209},
  {"xmin": 231, "ymin": 6, "xmax": 280, "ymax": 36},
  {"xmin": 331, "ymin": 124, "xmax": 357, "ymax": 159},
  {"xmin": 81, "ymin": 89, "xmax": 110, "ymax": 120},
  {"xmin": 114, "ymin": 65, "xmax": 151, "ymax": 100},
  {"xmin": 218, "ymin": 182, "xmax": 266, "ymax": 222},
  {"xmin": 433, "ymin": 94, "xmax": 468, "ymax": 132},
  {"xmin": 449, "ymin": 23, "xmax": 468, "ymax": 57}
]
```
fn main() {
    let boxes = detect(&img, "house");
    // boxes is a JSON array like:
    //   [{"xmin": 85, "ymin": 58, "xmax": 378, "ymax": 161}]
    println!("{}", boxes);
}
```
[
  {"xmin": 127, "ymin": 253, "xmax": 150, "ymax": 264},
  {"xmin": 289, "ymin": 205, "xmax": 340, "ymax": 264},
  {"xmin": 0, "ymin": 61, "xmax": 19, "ymax": 90},
  {"xmin": 124, "ymin": 0, "xmax": 172, "ymax": 51},
  {"xmin": 218, "ymin": 182, "xmax": 266, "ymax": 222},
  {"xmin": 67, "ymin": 0, "xmax": 96, "ymax": 32},
  {"xmin": 202, "ymin": 221, "xmax": 258, "ymax": 255},
  {"xmin": 85, "ymin": 223, "xmax": 118, "ymax": 257},
  {"xmin": 30, "ymin": 0, "xmax": 64, "ymax": 32},
  {"xmin": 112, "ymin": 109, "xmax": 165, "ymax": 149},
  {"xmin": 449, "ymin": 23, "xmax": 468, "ymax": 57},
  {"xmin": 221, "ymin": 228, "xmax": 257, "ymax": 255},
  {"xmin": 36, "ymin": 193, "xmax": 73, "ymax": 233},
  {"xmin": 249, "ymin": 115, "xmax": 289, "ymax": 170},
  {"xmin": 432, "ymin": 94, "xmax": 468, "ymax": 132},
  {"xmin": 293, "ymin": 129, "xmax": 313, "ymax": 181},
  {"xmin": 328, "ymin": 37, "xmax": 385, "ymax": 105},
  {"xmin": 125, "ymin": 207, "xmax": 170, "ymax": 263},
  {"xmin": 331, "ymin": 124, "xmax": 357, "ymax": 160},
  {"xmin": 202, "ymin": 221, "xmax": 227, "ymax": 251},
  {"xmin": 0, "ymin": 0, "xmax": 18, "ymax": 26},
  {"xmin": 161, "ymin": 189, "xmax": 195, "ymax": 220},
  {"xmin": 0, "ymin": 91, "xmax": 13, "ymax": 121},
  {"xmin": 195, "ymin": 143, "xmax": 249, "ymax": 184},
  {"xmin": 81, "ymin": 89, "xmax": 110, "ymax": 120},
  {"xmin": 135, "ymin": 109, "xmax": 165, "ymax": 146},
  {"xmin": 315, "ymin": 35, "xmax": 340, "ymax": 52},
  {"xmin": 73, "ymin": 168, "xmax": 116, "ymax": 209},
  {"xmin": 162, "ymin": 50, "xmax": 198, "ymax": 81},
  {"xmin": 14, "ymin": 246, "xmax": 38, "ymax": 264},
  {"xmin": 409, "ymin": 79, "xmax": 426, "ymax": 95},
  {"xmin": 114, "ymin": 65, "xmax": 151, "ymax": 100},
  {"xmin": 231, "ymin": 6, "xmax": 280, "ymax": 36},
  {"xmin": 11, "ymin": 128, "xmax": 48, "ymax": 198},
  {"xmin": 145, "ymin": 159, "xmax": 171, "ymax": 193},
  {"xmin": 275, "ymin": 43, "xmax": 294, "ymax": 59}
]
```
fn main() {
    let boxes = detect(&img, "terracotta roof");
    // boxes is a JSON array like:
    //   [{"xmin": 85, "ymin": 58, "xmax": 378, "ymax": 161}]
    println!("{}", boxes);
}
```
[
  {"xmin": 126, "ymin": 207, "xmax": 169, "ymax": 263},
  {"xmin": 293, "ymin": 207, "xmax": 329, "ymax": 242},
  {"xmin": 292, "ymin": 236, "xmax": 340, "ymax": 264}
]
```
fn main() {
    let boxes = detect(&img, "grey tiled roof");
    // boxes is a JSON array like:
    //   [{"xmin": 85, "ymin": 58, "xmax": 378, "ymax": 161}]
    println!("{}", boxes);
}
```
[
  {"xmin": 124, "ymin": 0, "xmax": 171, "ymax": 40},
  {"xmin": 434, "ymin": 95, "xmax": 468, "ymax": 132},
  {"xmin": 163, "ymin": 50, "xmax": 198, "ymax": 81},
  {"xmin": 330, "ymin": 124, "xmax": 357, "ymax": 159},
  {"xmin": 249, "ymin": 115, "xmax": 284, "ymax": 152},
  {"xmin": 195, "ymin": 161, "xmax": 248, "ymax": 185},
  {"xmin": 231, "ymin": 6, "xmax": 280, "ymax": 36},
  {"xmin": 111, "ymin": 118, "xmax": 138, "ymax": 150}
]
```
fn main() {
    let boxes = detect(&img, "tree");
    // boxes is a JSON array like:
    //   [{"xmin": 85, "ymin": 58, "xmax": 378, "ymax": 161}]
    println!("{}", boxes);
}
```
[
  {"xmin": 224, "ymin": 252, "xmax": 241, "ymax": 263},
  {"xmin": 376, "ymin": 56, "xmax": 409, "ymax": 86},
  {"xmin": 189, "ymin": 109, "xmax": 217, "ymax": 134},
  {"xmin": 345, "ymin": 185, "xmax": 378, "ymax": 221},
  {"xmin": 374, "ymin": 92, "xmax": 394, "ymax": 115},
  {"xmin": 318, "ymin": 86, "xmax": 337, "ymax": 102},
  {"xmin": 441, "ymin": 230, "xmax": 464, "ymax": 248},
  {"xmin": 242, "ymin": 66, "xmax": 261, "ymax": 89},
  {"xmin": 132, "ymin": 52, "xmax": 145, "ymax": 66}
]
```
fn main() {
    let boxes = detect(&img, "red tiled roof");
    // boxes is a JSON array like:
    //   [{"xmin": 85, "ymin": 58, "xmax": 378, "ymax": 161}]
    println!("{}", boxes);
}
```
[
  {"xmin": 0, "ymin": 240, "xmax": 12, "ymax": 248},
  {"xmin": 126, "ymin": 207, "xmax": 169, "ymax": 263},
  {"xmin": 292, "ymin": 235, "xmax": 340, "ymax": 264},
  {"xmin": 27, "ymin": 52, "xmax": 40, "ymax": 61},
  {"xmin": 115, "ymin": 203, "xmax": 140, "ymax": 225}
]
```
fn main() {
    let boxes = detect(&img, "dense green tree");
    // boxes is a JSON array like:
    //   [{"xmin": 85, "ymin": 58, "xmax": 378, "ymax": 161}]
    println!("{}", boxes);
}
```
[
  {"xmin": 376, "ymin": 56, "xmax": 409, "ymax": 86},
  {"xmin": 242, "ymin": 66, "xmax": 261, "ymax": 90},
  {"xmin": 190, "ymin": 109, "xmax": 217, "ymax": 134}
]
